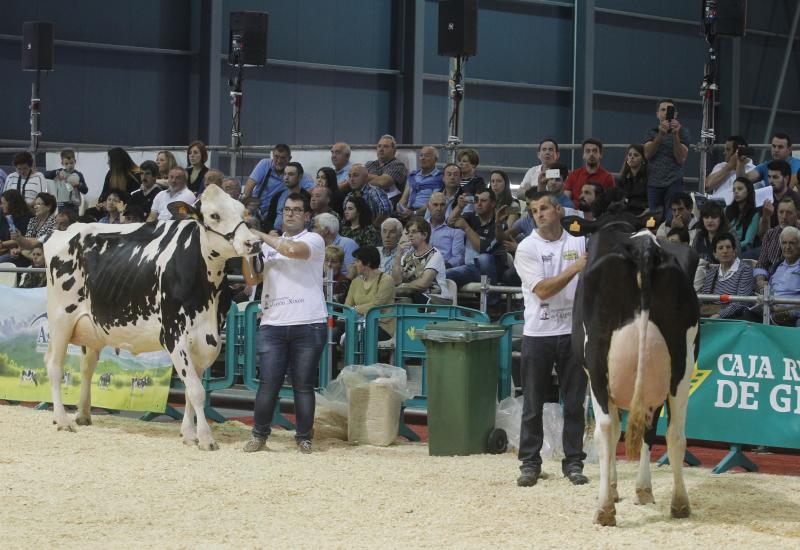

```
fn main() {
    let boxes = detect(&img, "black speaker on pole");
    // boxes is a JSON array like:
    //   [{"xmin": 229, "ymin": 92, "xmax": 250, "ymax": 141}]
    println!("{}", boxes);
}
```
[
  {"xmin": 229, "ymin": 11, "xmax": 268, "ymax": 67},
  {"xmin": 701, "ymin": 0, "xmax": 747, "ymax": 37},
  {"xmin": 22, "ymin": 21, "xmax": 54, "ymax": 71},
  {"xmin": 438, "ymin": 0, "xmax": 477, "ymax": 57}
]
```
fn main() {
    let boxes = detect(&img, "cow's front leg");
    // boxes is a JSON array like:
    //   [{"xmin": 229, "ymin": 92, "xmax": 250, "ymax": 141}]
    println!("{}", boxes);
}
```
[
  {"xmin": 172, "ymin": 349, "xmax": 217, "ymax": 451},
  {"xmin": 181, "ymin": 393, "xmax": 197, "ymax": 446},
  {"xmin": 591, "ymin": 392, "xmax": 617, "ymax": 526},
  {"xmin": 45, "ymin": 335, "xmax": 73, "ymax": 432},
  {"xmin": 75, "ymin": 347, "xmax": 100, "ymax": 426}
]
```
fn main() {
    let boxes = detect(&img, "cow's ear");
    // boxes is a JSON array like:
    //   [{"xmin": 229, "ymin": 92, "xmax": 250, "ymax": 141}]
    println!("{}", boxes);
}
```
[
  {"xmin": 562, "ymin": 215, "xmax": 597, "ymax": 236},
  {"xmin": 168, "ymin": 201, "xmax": 202, "ymax": 221}
]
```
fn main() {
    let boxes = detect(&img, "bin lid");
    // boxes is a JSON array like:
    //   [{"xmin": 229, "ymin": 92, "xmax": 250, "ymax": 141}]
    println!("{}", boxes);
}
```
[{"xmin": 418, "ymin": 321, "xmax": 508, "ymax": 342}]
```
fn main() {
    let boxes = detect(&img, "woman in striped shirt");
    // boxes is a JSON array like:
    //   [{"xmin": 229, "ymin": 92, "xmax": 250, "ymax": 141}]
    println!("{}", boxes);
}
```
[{"xmin": 700, "ymin": 232, "xmax": 754, "ymax": 319}]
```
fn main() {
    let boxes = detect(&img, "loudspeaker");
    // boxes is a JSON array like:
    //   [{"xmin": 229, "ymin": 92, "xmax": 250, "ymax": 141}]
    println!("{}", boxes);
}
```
[
  {"xmin": 229, "ymin": 11, "xmax": 268, "ymax": 67},
  {"xmin": 437, "ymin": 0, "xmax": 477, "ymax": 57},
  {"xmin": 701, "ymin": 0, "xmax": 747, "ymax": 37},
  {"xmin": 22, "ymin": 21, "xmax": 54, "ymax": 71}
]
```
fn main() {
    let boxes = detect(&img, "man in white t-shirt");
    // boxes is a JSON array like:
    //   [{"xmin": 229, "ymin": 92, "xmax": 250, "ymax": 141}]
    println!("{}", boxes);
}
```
[
  {"xmin": 513, "ymin": 191, "xmax": 588, "ymax": 488},
  {"xmin": 704, "ymin": 135, "xmax": 755, "ymax": 205},
  {"xmin": 146, "ymin": 167, "xmax": 196, "ymax": 222},
  {"xmin": 241, "ymin": 192, "xmax": 327, "ymax": 454},
  {"xmin": 517, "ymin": 138, "xmax": 560, "ymax": 200}
]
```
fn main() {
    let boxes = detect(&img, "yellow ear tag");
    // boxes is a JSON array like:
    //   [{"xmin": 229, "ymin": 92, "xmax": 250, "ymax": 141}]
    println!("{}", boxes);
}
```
[
  {"xmin": 569, "ymin": 220, "xmax": 581, "ymax": 233},
  {"xmin": 646, "ymin": 217, "xmax": 656, "ymax": 228}
]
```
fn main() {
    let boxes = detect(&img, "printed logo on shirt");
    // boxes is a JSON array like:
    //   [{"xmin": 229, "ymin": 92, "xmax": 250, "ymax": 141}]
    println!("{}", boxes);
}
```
[
  {"xmin": 563, "ymin": 250, "xmax": 579, "ymax": 261},
  {"xmin": 539, "ymin": 303, "xmax": 550, "ymax": 320},
  {"xmin": 541, "ymin": 253, "xmax": 554, "ymax": 263}
]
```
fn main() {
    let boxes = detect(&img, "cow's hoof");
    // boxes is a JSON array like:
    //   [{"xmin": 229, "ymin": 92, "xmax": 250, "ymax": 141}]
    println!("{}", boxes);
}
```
[
  {"xmin": 635, "ymin": 487, "xmax": 655, "ymax": 505},
  {"xmin": 593, "ymin": 506, "xmax": 616, "ymax": 527},
  {"xmin": 56, "ymin": 423, "xmax": 76, "ymax": 433},
  {"xmin": 198, "ymin": 440, "xmax": 219, "ymax": 451},
  {"xmin": 75, "ymin": 415, "xmax": 92, "ymax": 426},
  {"xmin": 182, "ymin": 437, "xmax": 198, "ymax": 447},
  {"xmin": 671, "ymin": 503, "xmax": 691, "ymax": 519}
]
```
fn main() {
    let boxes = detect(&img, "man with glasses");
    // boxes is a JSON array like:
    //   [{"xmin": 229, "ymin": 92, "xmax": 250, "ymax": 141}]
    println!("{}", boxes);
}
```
[
  {"xmin": 242, "ymin": 143, "xmax": 314, "ymax": 216},
  {"xmin": 397, "ymin": 146, "xmax": 443, "ymax": 220},
  {"xmin": 241, "ymin": 192, "xmax": 327, "ymax": 454}
]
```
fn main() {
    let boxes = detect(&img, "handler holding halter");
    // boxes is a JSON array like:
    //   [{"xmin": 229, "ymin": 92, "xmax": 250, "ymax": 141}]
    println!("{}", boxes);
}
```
[{"xmin": 242, "ymin": 192, "xmax": 327, "ymax": 454}]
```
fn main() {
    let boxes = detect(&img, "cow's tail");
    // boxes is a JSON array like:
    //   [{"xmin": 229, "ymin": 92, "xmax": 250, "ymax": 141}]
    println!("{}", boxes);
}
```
[{"xmin": 625, "ymin": 236, "xmax": 655, "ymax": 459}]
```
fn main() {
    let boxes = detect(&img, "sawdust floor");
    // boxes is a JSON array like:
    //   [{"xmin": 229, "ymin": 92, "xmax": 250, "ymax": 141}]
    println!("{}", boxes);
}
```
[{"xmin": 1, "ymin": 404, "xmax": 798, "ymax": 549}]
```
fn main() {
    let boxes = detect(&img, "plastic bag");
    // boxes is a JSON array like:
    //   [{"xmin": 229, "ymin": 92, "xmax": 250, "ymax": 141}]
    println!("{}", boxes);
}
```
[
  {"xmin": 541, "ymin": 403, "xmax": 564, "ymax": 459},
  {"xmin": 495, "ymin": 396, "xmax": 523, "ymax": 451}
]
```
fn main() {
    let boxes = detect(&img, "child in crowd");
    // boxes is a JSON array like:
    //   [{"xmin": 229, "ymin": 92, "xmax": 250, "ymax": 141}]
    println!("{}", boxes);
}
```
[{"xmin": 44, "ymin": 149, "xmax": 88, "ymax": 213}]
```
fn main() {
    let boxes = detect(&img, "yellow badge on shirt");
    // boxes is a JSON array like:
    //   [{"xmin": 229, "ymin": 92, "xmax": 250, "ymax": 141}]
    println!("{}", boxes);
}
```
[
  {"xmin": 646, "ymin": 216, "xmax": 656, "ymax": 228},
  {"xmin": 563, "ymin": 250, "xmax": 579, "ymax": 261}
]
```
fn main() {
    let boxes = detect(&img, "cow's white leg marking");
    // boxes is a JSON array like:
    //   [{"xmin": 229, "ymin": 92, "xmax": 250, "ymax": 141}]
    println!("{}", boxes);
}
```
[
  {"xmin": 635, "ymin": 441, "xmax": 655, "ymax": 504},
  {"xmin": 667, "ymin": 328, "xmax": 695, "ymax": 519},
  {"xmin": 45, "ymin": 329, "xmax": 73, "ymax": 432},
  {"xmin": 182, "ymin": 391, "xmax": 197, "ymax": 446},
  {"xmin": 591, "ymin": 390, "xmax": 617, "ymax": 526},
  {"xmin": 172, "ymin": 348, "xmax": 217, "ymax": 451},
  {"xmin": 75, "ymin": 347, "xmax": 100, "ymax": 426},
  {"xmin": 610, "ymin": 412, "xmax": 621, "ymax": 503}
]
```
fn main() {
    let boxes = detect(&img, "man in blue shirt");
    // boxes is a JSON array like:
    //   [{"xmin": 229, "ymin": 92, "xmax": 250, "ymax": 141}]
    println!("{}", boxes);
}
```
[
  {"xmin": 270, "ymin": 162, "xmax": 311, "ymax": 233},
  {"xmin": 343, "ymin": 164, "xmax": 392, "ymax": 219},
  {"xmin": 764, "ymin": 226, "xmax": 800, "ymax": 326},
  {"xmin": 313, "ymin": 212, "xmax": 357, "ymax": 275},
  {"xmin": 398, "ymin": 146, "xmax": 443, "ymax": 219},
  {"xmin": 428, "ymin": 192, "xmax": 465, "ymax": 268},
  {"xmin": 741, "ymin": 133, "xmax": 800, "ymax": 189},
  {"xmin": 242, "ymin": 144, "xmax": 313, "ymax": 216},
  {"xmin": 544, "ymin": 164, "xmax": 574, "ymax": 209},
  {"xmin": 330, "ymin": 142, "xmax": 352, "ymax": 185}
]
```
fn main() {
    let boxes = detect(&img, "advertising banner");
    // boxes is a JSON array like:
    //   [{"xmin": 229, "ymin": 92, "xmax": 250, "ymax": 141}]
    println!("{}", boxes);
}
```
[{"xmin": 0, "ymin": 288, "xmax": 172, "ymax": 412}]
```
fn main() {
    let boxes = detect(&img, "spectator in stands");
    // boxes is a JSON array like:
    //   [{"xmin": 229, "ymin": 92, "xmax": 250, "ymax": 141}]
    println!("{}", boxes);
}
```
[
  {"xmin": 564, "ymin": 138, "xmax": 615, "ymax": 206},
  {"xmin": 762, "ymin": 226, "xmax": 800, "ymax": 326},
  {"xmin": 220, "ymin": 176, "xmax": 241, "ymax": 201},
  {"xmin": 243, "ymin": 197, "xmax": 263, "ymax": 231},
  {"xmin": 44, "ymin": 149, "xmax": 88, "ymax": 213},
  {"xmin": 2, "ymin": 152, "xmax": 47, "ymax": 205},
  {"xmin": 739, "ymin": 132, "xmax": 800, "ymax": 189},
  {"xmin": 309, "ymin": 186, "xmax": 340, "ymax": 232},
  {"xmin": 644, "ymin": 99, "xmax": 690, "ymax": 217},
  {"xmin": 313, "ymin": 212, "xmax": 357, "ymax": 276},
  {"xmin": 129, "ymin": 160, "xmax": 161, "ymax": 217},
  {"xmin": 365, "ymin": 134, "xmax": 408, "ymax": 205},
  {"xmin": 541, "ymin": 164, "xmax": 573, "ymax": 208},
  {"xmin": 8, "ymin": 192, "xmax": 57, "ymax": 266},
  {"xmin": 205, "ymin": 169, "xmax": 224, "ymax": 190},
  {"xmin": 315, "ymin": 166, "xmax": 345, "ymax": 216},
  {"xmin": 0, "ymin": 167, "xmax": 5, "ymax": 189},
  {"xmin": 378, "ymin": 217, "xmax": 403, "ymax": 274},
  {"xmin": 501, "ymin": 187, "xmax": 539, "ymax": 259},
  {"xmin": 122, "ymin": 204, "xmax": 145, "ymax": 224},
  {"xmin": 617, "ymin": 144, "xmax": 649, "ymax": 215},
  {"xmin": 656, "ymin": 192, "xmax": 699, "ymax": 242},
  {"xmin": 398, "ymin": 146, "xmax": 443, "ymax": 218},
  {"xmin": 100, "ymin": 147, "xmax": 141, "ymax": 201},
  {"xmin": 725, "ymin": 177, "xmax": 760, "ymax": 251},
  {"xmin": 518, "ymin": 138, "xmax": 560, "ymax": 199},
  {"xmin": 428, "ymin": 191, "xmax": 465, "ymax": 269},
  {"xmin": 186, "ymin": 141, "xmax": 209, "ymax": 194},
  {"xmin": 666, "ymin": 227, "xmax": 690, "ymax": 244},
  {"xmin": 345, "ymin": 246, "xmax": 395, "ymax": 340},
  {"xmin": 242, "ymin": 143, "xmax": 314, "ymax": 217},
  {"xmin": 446, "ymin": 189, "xmax": 506, "ymax": 301},
  {"xmin": 577, "ymin": 181, "xmax": 604, "ymax": 221},
  {"xmin": 0, "ymin": 190, "xmax": 33, "ymax": 258},
  {"xmin": 705, "ymin": 135, "xmax": 756, "ymax": 204},
  {"xmin": 155, "ymin": 150, "xmax": 178, "ymax": 185},
  {"xmin": 18, "ymin": 243, "xmax": 47, "ymax": 288},
  {"xmin": 457, "ymin": 148, "xmax": 486, "ymax": 200},
  {"xmin": 489, "ymin": 170, "xmax": 521, "ymax": 227},
  {"xmin": 99, "ymin": 191, "xmax": 125, "ymax": 224},
  {"xmin": 692, "ymin": 199, "xmax": 736, "ymax": 263},
  {"xmin": 343, "ymin": 163, "xmax": 391, "ymax": 220},
  {"xmin": 434, "ymin": 163, "xmax": 464, "ymax": 219},
  {"xmin": 754, "ymin": 197, "xmax": 799, "ymax": 292},
  {"xmin": 392, "ymin": 217, "xmax": 452, "ymax": 304},
  {"xmin": 324, "ymin": 245, "xmax": 350, "ymax": 303},
  {"xmin": 757, "ymin": 160, "xmax": 800, "ymax": 239},
  {"xmin": 268, "ymin": 162, "xmax": 311, "ymax": 233},
  {"xmin": 700, "ymin": 233, "xmax": 754, "ymax": 319},
  {"xmin": 55, "ymin": 209, "xmax": 77, "ymax": 231},
  {"xmin": 330, "ymin": 141, "xmax": 352, "ymax": 185},
  {"xmin": 341, "ymin": 196, "xmax": 380, "ymax": 248},
  {"xmin": 147, "ymin": 167, "xmax": 195, "ymax": 222}
]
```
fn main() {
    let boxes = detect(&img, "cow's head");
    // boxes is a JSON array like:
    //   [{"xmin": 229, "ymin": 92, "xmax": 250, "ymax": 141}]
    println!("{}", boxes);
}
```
[{"xmin": 169, "ymin": 184, "xmax": 260, "ymax": 256}]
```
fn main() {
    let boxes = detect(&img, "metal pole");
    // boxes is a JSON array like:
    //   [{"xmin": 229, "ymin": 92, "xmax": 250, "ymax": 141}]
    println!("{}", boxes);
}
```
[
  {"xmin": 29, "ymin": 71, "xmax": 41, "ymax": 155},
  {"xmin": 699, "ymin": 42, "xmax": 718, "ymax": 192},
  {"xmin": 446, "ymin": 56, "xmax": 465, "ymax": 162},
  {"xmin": 479, "ymin": 274, "xmax": 488, "ymax": 313},
  {"xmin": 760, "ymin": 0, "xmax": 800, "ymax": 164},
  {"xmin": 762, "ymin": 284, "xmax": 771, "ymax": 326}
]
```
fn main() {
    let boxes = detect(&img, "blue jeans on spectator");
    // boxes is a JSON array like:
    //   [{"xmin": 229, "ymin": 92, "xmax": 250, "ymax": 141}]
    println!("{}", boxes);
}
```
[
  {"xmin": 446, "ymin": 253, "xmax": 501, "ymax": 303},
  {"xmin": 251, "ymin": 323, "xmax": 326, "ymax": 442},
  {"xmin": 518, "ymin": 334, "xmax": 587, "ymax": 474},
  {"xmin": 647, "ymin": 179, "xmax": 683, "ymax": 221}
]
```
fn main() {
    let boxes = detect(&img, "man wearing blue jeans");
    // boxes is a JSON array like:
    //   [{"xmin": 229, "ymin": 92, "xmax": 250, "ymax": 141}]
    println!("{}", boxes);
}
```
[
  {"xmin": 644, "ymin": 99, "xmax": 690, "ymax": 219},
  {"xmin": 242, "ymin": 192, "xmax": 327, "ymax": 454}
]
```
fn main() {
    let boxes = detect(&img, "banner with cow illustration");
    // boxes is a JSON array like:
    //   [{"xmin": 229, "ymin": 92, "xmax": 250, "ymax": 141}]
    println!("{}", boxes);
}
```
[
  {"xmin": 0, "ymin": 287, "xmax": 172, "ymax": 412},
  {"xmin": 655, "ymin": 319, "xmax": 800, "ymax": 449}
]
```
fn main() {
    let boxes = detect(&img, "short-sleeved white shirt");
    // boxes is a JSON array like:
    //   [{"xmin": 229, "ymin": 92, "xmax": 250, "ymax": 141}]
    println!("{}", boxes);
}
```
[
  {"xmin": 150, "ymin": 187, "xmax": 196, "ymax": 221},
  {"xmin": 514, "ymin": 229, "xmax": 585, "ymax": 337},
  {"xmin": 518, "ymin": 165, "xmax": 542, "ymax": 195},
  {"xmin": 708, "ymin": 160, "xmax": 755, "ymax": 205},
  {"xmin": 259, "ymin": 230, "xmax": 327, "ymax": 326}
]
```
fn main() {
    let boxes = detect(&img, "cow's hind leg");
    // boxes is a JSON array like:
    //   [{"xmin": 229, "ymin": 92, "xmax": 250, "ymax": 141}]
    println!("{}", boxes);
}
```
[
  {"xmin": 667, "ymin": 371, "xmax": 691, "ymax": 519},
  {"xmin": 172, "ymin": 350, "xmax": 217, "ymax": 451},
  {"xmin": 75, "ymin": 347, "xmax": 100, "ymax": 426},
  {"xmin": 635, "ymin": 405, "xmax": 661, "ymax": 505},
  {"xmin": 610, "ymin": 411, "xmax": 622, "ymax": 503},
  {"xmin": 591, "ymin": 391, "xmax": 618, "ymax": 526},
  {"xmin": 45, "ymin": 333, "xmax": 73, "ymax": 432}
]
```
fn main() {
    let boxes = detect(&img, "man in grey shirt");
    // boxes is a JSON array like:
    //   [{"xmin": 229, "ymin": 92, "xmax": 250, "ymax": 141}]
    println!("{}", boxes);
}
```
[{"xmin": 644, "ymin": 98, "xmax": 690, "ymax": 219}]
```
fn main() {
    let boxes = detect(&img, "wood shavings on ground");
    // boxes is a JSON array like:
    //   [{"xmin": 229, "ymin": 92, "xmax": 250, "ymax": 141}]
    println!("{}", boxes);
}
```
[{"xmin": 1, "ymin": 404, "xmax": 798, "ymax": 549}]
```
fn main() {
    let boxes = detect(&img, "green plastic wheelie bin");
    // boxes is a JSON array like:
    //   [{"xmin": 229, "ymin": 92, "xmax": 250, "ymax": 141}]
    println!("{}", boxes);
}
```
[{"xmin": 419, "ymin": 321, "xmax": 508, "ymax": 456}]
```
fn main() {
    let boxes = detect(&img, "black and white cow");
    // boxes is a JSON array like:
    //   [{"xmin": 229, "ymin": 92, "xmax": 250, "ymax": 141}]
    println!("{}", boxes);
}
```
[
  {"xmin": 130, "ymin": 376, "xmax": 148, "ymax": 395},
  {"xmin": 62, "ymin": 370, "xmax": 72, "ymax": 386},
  {"xmin": 568, "ymin": 216, "xmax": 699, "ymax": 526},
  {"xmin": 44, "ymin": 184, "xmax": 259, "ymax": 450},
  {"xmin": 20, "ymin": 369, "xmax": 38, "ymax": 386},
  {"xmin": 98, "ymin": 372, "xmax": 112, "ymax": 389}
]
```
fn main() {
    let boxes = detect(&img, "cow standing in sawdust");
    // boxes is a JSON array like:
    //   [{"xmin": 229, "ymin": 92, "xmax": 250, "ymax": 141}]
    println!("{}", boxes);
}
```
[{"xmin": 44, "ymin": 185, "xmax": 260, "ymax": 450}]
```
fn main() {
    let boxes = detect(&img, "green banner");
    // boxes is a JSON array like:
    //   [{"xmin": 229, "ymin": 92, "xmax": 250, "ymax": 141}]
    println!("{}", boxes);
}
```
[{"xmin": 656, "ymin": 319, "xmax": 800, "ymax": 449}]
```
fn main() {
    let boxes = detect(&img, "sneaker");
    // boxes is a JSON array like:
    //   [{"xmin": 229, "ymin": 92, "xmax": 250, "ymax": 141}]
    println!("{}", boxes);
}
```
[
  {"xmin": 516, "ymin": 468, "xmax": 541, "ymax": 487},
  {"xmin": 566, "ymin": 470, "xmax": 589, "ymax": 485},
  {"xmin": 297, "ymin": 440, "xmax": 312, "ymax": 454},
  {"xmin": 243, "ymin": 436, "xmax": 266, "ymax": 453}
]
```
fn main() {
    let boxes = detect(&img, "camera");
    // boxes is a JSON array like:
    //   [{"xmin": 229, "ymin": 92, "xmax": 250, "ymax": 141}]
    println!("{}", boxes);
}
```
[
  {"xmin": 736, "ymin": 145, "xmax": 755, "ymax": 158},
  {"xmin": 464, "ymin": 195, "xmax": 475, "ymax": 204},
  {"xmin": 666, "ymin": 105, "xmax": 675, "ymax": 121}
]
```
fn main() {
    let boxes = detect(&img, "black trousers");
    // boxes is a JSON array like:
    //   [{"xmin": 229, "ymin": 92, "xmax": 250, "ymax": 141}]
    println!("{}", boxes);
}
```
[{"xmin": 518, "ymin": 334, "xmax": 587, "ymax": 473}]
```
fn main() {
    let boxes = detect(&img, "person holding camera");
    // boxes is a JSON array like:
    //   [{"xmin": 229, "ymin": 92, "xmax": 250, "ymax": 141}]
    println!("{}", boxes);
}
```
[
  {"xmin": 705, "ymin": 135, "xmax": 756, "ymax": 205},
  {"xmin": 644, "ymin": 99, "xmax": 691, "ymax": 218}
]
